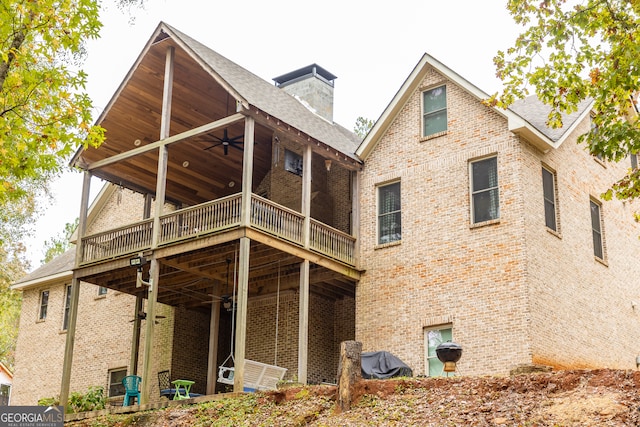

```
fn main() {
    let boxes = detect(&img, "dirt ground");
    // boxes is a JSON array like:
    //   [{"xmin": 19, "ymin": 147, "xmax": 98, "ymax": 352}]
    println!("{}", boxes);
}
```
[{"xmin": 68, "ymin": 369, "xmax": 640, "ymax": 426}]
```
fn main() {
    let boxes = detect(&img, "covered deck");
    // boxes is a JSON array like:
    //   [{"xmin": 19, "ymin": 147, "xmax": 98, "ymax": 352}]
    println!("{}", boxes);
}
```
[{"xmin": 60, "ymin": 23, "xmax": 362, "ymax": 409}]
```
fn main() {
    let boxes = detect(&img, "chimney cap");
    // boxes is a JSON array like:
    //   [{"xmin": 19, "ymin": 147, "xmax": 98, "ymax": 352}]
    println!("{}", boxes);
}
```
[{"xmin": 273, "ymin": 63, "xmax": 337, "ymax": 87}]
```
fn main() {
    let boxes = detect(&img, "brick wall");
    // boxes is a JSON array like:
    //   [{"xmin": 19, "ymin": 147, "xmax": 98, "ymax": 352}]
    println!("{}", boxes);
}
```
[
  {"xmin": 358, "ymin": 66, "xmax": 534, "ymax": 376},
  {"xmin": 520, "ymin": 119, "xmax": 640, "ymax": 370},
  {"xmin": 358, "ymin": 64, "xmax": 640, "ymax": 376}
]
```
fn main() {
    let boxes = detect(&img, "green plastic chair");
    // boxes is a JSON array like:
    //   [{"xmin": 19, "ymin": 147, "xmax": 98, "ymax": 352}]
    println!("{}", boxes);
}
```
[{"xmin": 122, "ymin": 375, "xmax": 142, "ymax": 406}]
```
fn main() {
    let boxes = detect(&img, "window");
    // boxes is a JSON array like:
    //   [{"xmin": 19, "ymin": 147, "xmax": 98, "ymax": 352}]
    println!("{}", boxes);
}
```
[
  {"xmin": 38, "ymin": 290, "xmax": 49, "ymax": 321},
  {"xmin": 542, "ymin": 166, "xmax": 558, "ymax": 231},
  {"xmin": 422, "ymin": 85, "xmax": 447, "ymax": 137},
  {"xmin": 377, "ymin": 182, "xmax": 401, "ymax": 244},
  {"xmin": 98, "ymin": 286, "xmax": 108, "ymax": 296},
  {"xmin": 0, "ymin": 384, "xmax": 10, "ymax": 406},
  {"xmin": 424, "ymin": 326, "xmax": 453, "ymax": 377},
  {"xmin": 470, "ymin": 157, "xmax": 499, "ymax": 223},
  {"xmin": 284, "ymin": 149, "xmax": 303, "ymax": 176},
  {"xmin": 62, "ymin": 285, "xmax": 72, "ymax": 330},
  {"xmin": 590, "ymin": 199, "xmax": 605, "ymax": 260},
  {"xmin": 631, "ymin": 153, "xmax": 638, "ymax": 170},
  {"xmin": 108, "ymin": 369, "xmax": 127, "ymax": 397}
]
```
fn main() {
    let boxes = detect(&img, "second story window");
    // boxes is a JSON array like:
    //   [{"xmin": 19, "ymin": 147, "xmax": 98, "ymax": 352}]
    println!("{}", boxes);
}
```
[
  {"xmin": 422, "ymin": 85, "xmax": 447, "ymax": 138},
  {"xmin": 470, "ymin": 156, "xmax": 499, "ymax": 224},
  {"xmin": 38, "ymin": 290, "xmax": 49, "ymax": 321},
  {"xmin": 542, "ymin": 166, "xmax": 559, "ymax": 232},
  {"xmin": 378, "ymin": 182, "xmax": 401, "ymax": 244},
  {"xmin": 98, "ymin": 286, "xmax": 108, "ymax": 296}
]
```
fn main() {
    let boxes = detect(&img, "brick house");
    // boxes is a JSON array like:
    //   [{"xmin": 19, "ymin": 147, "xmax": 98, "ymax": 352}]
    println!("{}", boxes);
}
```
[
  {"xmin": 10, "ymin": 23, "xmax": 640, "ymax": 406},
  {"xmin": 356, "ymin": 53, "xmax": 640, "ymax": 377},
  {"xmin": 12, "ymin": 21, "xmax": 359, "ymax": 406}
]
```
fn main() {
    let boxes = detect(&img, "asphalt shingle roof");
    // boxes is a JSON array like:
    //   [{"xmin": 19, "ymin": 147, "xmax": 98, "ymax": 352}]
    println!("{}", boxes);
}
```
[
  {"xmin": 166, "ymin": 24, "xmax": 362, "ymax": 159},
  {"xmin": 509, "ymin": 95, "xmax": 593, "ymax": 142}
]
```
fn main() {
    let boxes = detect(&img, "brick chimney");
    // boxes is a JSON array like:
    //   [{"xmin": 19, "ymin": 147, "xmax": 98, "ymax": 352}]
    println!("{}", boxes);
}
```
[{"xmin": 273, "ymin": 64, "xmax": 336, "ymax": 123}]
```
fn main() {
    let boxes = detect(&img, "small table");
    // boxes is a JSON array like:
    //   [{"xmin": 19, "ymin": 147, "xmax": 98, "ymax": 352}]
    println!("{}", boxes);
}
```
[{"xmin": 171, "ymin": 379, "xmax": 195, "ymax": 400}]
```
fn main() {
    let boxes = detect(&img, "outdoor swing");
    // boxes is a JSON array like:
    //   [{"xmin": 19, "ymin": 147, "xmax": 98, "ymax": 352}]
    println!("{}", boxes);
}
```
[{"xmin": 216, "ymin": 254, "xmax": 287, "ymax": 391}]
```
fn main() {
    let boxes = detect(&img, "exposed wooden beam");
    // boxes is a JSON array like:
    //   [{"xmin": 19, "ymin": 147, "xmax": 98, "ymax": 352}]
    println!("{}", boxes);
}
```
[{"xmin": 86, "ymin": 113, "xmax": 245, "ymax": 171}]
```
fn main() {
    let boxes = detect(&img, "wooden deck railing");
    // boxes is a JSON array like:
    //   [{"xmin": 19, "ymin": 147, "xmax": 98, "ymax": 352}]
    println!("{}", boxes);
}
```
[
  {"xmin": 81, "ymin": 219, "xmax": 153, "ymax": 263},
  {"xmin": 159, "ymin": 194, "xmax": 242, "ymax": 244},
  {"xmin": 250, "ymin": 194, "xmax": 304, "ymax": 245},
  {"xmin": 80, "ymin": 193, "xmax": 355, "ymax": 265},
  {"xmin": 310, "ymin": 219, "xmax": 356, "ymax": 265}
]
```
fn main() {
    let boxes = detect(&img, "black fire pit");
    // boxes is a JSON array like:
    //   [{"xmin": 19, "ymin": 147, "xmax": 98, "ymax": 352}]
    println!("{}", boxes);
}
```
[{"xmin": 435, "ymin": 341, "xmax": 462, "ymax": 372}]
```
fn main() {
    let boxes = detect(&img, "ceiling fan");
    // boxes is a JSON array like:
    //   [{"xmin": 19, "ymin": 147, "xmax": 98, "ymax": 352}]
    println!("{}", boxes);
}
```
[{"xmin": 203, "ymin": 128, "xmax": 244, "ymax": 155}]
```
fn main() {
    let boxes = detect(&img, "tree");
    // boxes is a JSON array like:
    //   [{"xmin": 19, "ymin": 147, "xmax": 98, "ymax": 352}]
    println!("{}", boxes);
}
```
[
  {"xmin": 490, "ymin": 0, "xmax": 640, "ymax": 206},
  {"xmin": 42, "ymin": 218, "xmax": 78, "ymax": 264},
  {"xmin": 354, "ymin": 116, "xmax": 375, "ymax": 139},
  {"xmin": 0, "ymin": 0, "xmax": 107, "ymax": 208}
]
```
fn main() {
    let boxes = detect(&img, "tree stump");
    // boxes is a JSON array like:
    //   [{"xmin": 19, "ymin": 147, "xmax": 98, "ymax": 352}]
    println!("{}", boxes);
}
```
[{"xmin": 336, "ymin": 340, "xmax": 362, "ymax": 412}]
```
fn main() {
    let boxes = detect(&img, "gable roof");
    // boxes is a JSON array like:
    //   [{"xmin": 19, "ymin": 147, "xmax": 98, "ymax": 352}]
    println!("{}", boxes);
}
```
[
  {"xmin": 163, "ymin": 24, "xmax": 361, "ymax": 157},
  {"xmin": 84, "ymin": 22, "xmax": 360, "ymax": 163},
  {"xmin": 356, "ymin": 53, "xmax": 592, "ymax": 159},
  {"xmin": 509, "ymin": 95, "xmax": 593, "ymax": 143}
]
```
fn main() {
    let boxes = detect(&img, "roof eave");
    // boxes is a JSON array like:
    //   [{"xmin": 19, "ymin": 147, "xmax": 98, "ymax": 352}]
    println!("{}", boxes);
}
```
[{"xmin": 11, "ymin": 270, "xmax": 73, "ymax": 291}]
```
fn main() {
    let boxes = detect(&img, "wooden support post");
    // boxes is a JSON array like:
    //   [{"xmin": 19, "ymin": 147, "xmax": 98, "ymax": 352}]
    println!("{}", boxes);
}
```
[
  {"xmin": 129, "ymin": 296, "xmax": 144, "ymax": 376},
  {"xmin": 234, "ymin": 236, "xmax": 251, "ymax": 392},
  {"xmin": 60, "ymin": 170, "xmax": 91, "ymax": 412},
  {"xmin": 301, "ymin": 145, "xmax": 312, "ymax": 248},
  {"xmin": 140, "ymin": 258, "xmax": 159, "ymax": 404},
  {"xmin": 206, "ymin": 284, "xmax": 220, "ymax": 395},
  {"xmin": 240, "ymin": 116, "xmax": 254, "ymax": 227},
  {"xmin": 336, "ymin": 340, "xmax": 362, "ymax": 412},
  {"xmin": 351, "ymin": 170, "xmax": 361, "ymax": 267},
  {"xmin": 297, "ymin": 259, "xmax": 310, "ymax": 384}
]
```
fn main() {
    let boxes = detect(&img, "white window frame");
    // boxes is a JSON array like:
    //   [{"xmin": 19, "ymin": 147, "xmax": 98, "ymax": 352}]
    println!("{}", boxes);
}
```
[
  {"xmin": 97, "ymin": 286, "xmax": 108, "ymax": 297},
  {"xmin": 421, "ymin": 85, "xmax": 447, "ymax": 138},
  {"xmin": 469, "ymin": 156, "xmax": 499, "ymax": 224},
  {"xmin": 542, "ymin": 165, "xmax": 559, "ymax": 232},
  {"xmin": 377, "ymin": 181, "xmax": 401, "ymax": 245},
  {"xmin": 424, "ymin": 325, "xmax": 453, "ymax": 377}
]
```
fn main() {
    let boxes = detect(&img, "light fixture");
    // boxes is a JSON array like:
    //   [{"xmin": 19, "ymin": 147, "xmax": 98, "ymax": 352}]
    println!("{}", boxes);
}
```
[
  {"xmin": 129, "ymin": 256, "xmax": 146, "ymax": 271},
  {"xmin": 182, "ymin": 160, "xmax": 189, "ymax": 168},
  {"xmin": 134, "ymin": 139, "xmax": 142, "ymax": 146},
  {"xmin": 325, "ymin": 159, "xmax": 332, "ymax": 172},
  {"xmin": 636, "ymin": 355, "xmax": 640, "ymax": 369},
  {"xmin": 228, "ymin": 181, "xmax": 235, "ymax": 188},
  {"xmin": 130, "ymin": 256, "xmax": 150, "ymax": 288}
]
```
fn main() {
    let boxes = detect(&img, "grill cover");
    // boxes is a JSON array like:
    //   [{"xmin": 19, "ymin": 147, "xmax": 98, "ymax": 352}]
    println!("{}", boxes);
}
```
[{"xmin": 361, "ymin": 351, "xmax": 413, "ymax": 379}]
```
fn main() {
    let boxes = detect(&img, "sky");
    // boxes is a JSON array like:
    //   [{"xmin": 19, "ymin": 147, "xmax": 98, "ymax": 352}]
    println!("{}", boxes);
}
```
[{"xmin": 23, "ymin": 1, "xmax": 522, "ymax": 269}]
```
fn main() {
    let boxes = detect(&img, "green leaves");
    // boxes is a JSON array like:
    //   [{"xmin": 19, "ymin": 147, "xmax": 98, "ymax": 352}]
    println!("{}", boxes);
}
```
[
  {"xmin": 495, "ymin": 0, "xmax": 640, "ymax": 212},
  {"xmin": 0, "ymin": 0, "xmax": 106, "ymax": 207}
]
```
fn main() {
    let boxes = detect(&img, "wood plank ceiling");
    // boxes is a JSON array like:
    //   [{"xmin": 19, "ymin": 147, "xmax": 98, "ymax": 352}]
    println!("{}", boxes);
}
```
[{"xmin": 77, "ymin": 37, "xmax": 273, "ymax": 207}]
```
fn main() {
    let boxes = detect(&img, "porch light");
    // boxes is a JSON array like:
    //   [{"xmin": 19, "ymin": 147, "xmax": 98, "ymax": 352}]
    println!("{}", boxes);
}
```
[
  {"xmin": 129, "ymin": 256, "xmax": 146, "ymax": 272},
  {"xmin": 325, "ymin": 159, "xmax": 332, "ymax": 171}
]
